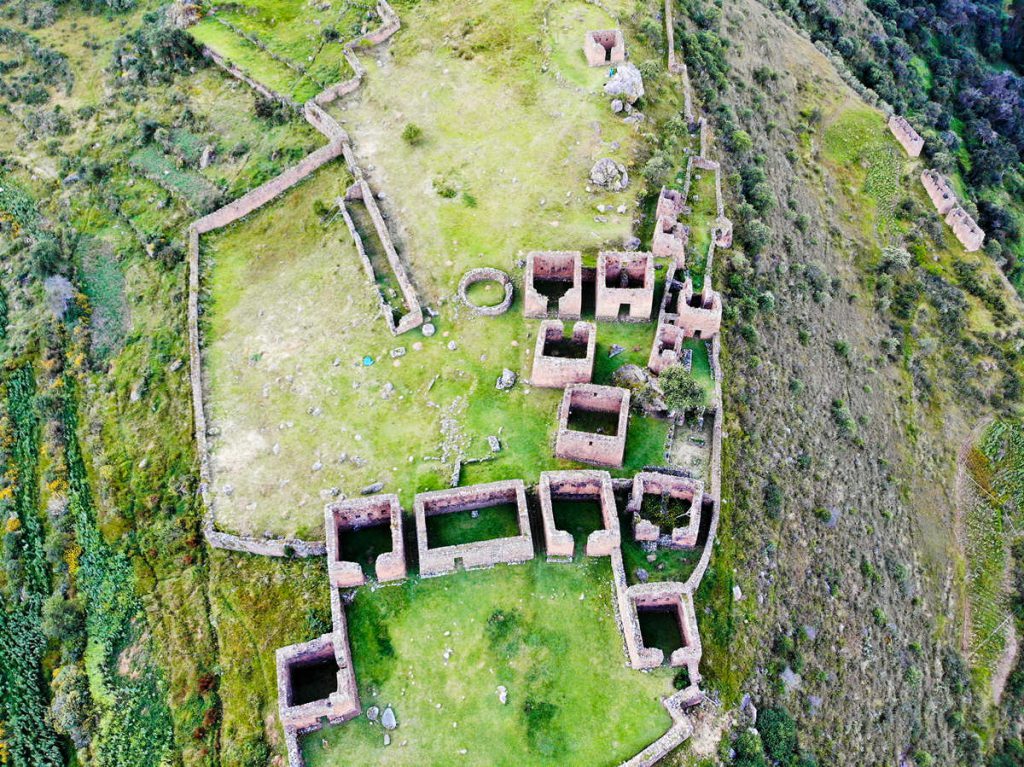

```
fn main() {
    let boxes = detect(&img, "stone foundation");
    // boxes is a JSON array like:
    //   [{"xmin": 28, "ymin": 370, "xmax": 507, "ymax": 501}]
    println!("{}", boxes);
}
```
[
  {"xmin": 531, "ymin": 319, "xmax": 596, "ymax": 388},
  {"xmin": 538, "ymin": 470, "xmax": 621, "ymax": 559},
  {"xmin": 524, "ymin": 250, "xmax": 583, "ymax": 319},
  {"xmin": 596, "ymin": 251, "xmax": 655, "ymax": 322},
  {"xmin": 555, "ymin": 384, "xmax": 631, "ymax": 468},
  {"xmin": 628, "ymin": 472, "xmax": 704, "ymax": 549},
  {"xmin": 415, "ymin": 480, "xmax": 534, "ymax": 577},
  {"xmin": 458, "ymin": 267, "xmax": 514, "ymax": 316},
  {"xmin": 325, "ymin": 495, "xmax": 406, "ymax": 587},
  {"xmin": 584, "ymin": 29, "xmax": 625, "ymax": 67}
]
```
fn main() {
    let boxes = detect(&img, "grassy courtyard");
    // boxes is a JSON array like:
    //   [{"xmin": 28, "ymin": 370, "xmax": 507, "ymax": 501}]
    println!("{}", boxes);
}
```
[
  {"xmin": 302, "ymin": 558, "xmax": 675, "ymax": 766},
  {"xmin": 201, "ymin": 0, "xmax": 675, "ymax": 538}
]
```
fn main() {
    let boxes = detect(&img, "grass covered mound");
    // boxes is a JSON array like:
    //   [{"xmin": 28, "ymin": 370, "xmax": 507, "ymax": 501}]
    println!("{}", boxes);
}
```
[{"xmin": 302, "ymin": 559, "xmax": 674, "ymax": 766}]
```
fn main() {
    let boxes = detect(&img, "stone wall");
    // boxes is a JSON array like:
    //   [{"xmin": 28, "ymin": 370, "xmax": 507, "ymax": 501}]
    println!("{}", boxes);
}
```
[
  {"xmin": 325, "ymin": 495, "xmax": 406, "ymax": 587},
  {"xmin": 189, "ymin": 0, "xmax": 405, "ymax": 558},
  {"xmin": 584, "ymin": 29, "xmax": 625, "ymax": 67},
  {"xmin": 458, "ymin": 267, "xmax": 514, "ymax": 316},
  {"xmin": 628, "ymin": 472, "xmax": 704, "ymax": 549},
  {"xmin": 596, "ymin": 251, "xmax": 655, "ymax": 321},
  {"xmin": 531, "ymin": 319, "xmax": 596, "ymax": 388},
  {"xmin": 538, "ymin": 469, "xmax": 620, "ymax": 559},
  {"xmin": 524, "ymin": 250, "xmax": 583, "ymax": 319},
  {"xmin": 555, "ymin": 384, "xmax": 631, "ymax": 467},
  {"xmin": 920, "ymin": 169, "xmax": 986, "ymax": 252},
  {"xmin": 339, "ymin": 179, "xmax": 424, "ymax": 334},
  {"xmin": 887, "ymin": 114, "xmax": 923, "ymax": 158},
  {"xmin": 415, "ymin": 480, "xmax": 535, "ymax": 577},
  {"xmin": 647, "ymin": 322, "xmax": 684, "ymax": 374}
]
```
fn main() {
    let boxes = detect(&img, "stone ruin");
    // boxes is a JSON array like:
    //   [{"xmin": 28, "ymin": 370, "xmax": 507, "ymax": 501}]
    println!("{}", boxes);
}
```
[
  {"xmin": 625, "ymin": 584, "xmax": 703, "ymax": 686},
  {"xmin": 584, "ymin": 29, "xmax": 625, "ymax": 67},
  {"xmin": 652, "ymin": 187, "xmax": 689, "ymax": 262},
  {"xmin": 458, "ymin": 267, "xmax": 514, "ymax": 316},
  {"xmin": 531, "ymin": 319, "xmax": 597, "ymax": 388},
  {"xmin": 628, "ymin": 471, "xmax": 704, "ymax": 549},
  {"xmin": 276, "ymin": 590, "xmax": 359, "ymax": 765},
  {"xmin": 888, "ymin": 114, "xmax": 923, "ymax": 158},
  {"xmin": 340, "ymin": 180, "xmax": 425, "ymax": 334},
  {"xmin": 921, "ymin": 169, "xmax": 985, "ymax": 252},
  {"xmin": 414, "ymin": 479, "xmax": 535, "ymax": 577},
  {"xmin": 539, "ymin": 469, "xmax": 621, "ymax": 559},
  {"xmin": 325, "ymin": 495, "xmax": 406, "ymax": 588},
  {"xmin": 555, "ymin": 384, "xmax": 631, "ymax": 468},
  {"xmin": 648, "ymin": 322, "xmax": 687, "ymax": 375},
  {"xmin": 524, "ymin": 250, "xmax": 583, "ymax": 319},
  {"xmin": 596, "ymin": 251, "xmax": 655, "ymax": 322}
]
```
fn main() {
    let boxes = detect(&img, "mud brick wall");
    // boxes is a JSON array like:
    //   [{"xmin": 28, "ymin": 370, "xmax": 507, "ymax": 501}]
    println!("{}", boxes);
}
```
[
  {"xmin": 524, "ymin": 250, "xmax": 583, "ymax": 319},
  {"xmin": 415, "ymin": 480, "xmax": 535, "ymax": 577},
  {"xmin": 531, "ymin": 319, "xmax": 596, "ymax": 388}
]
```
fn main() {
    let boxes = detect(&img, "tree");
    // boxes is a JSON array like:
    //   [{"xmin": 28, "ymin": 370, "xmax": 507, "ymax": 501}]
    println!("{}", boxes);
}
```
[{"xmin": 659, "ymin": 365, "xmax": 705, "ymax": 413}]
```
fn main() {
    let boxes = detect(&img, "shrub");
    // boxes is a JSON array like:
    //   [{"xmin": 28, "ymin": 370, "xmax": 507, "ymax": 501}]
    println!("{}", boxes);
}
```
[
  {"xmin": 401, "ymin": 123, "xmax": 424, "ymax": 146},
  {"xmin": 758, "ymin": 706, "xmax": 798, "ymax": 763},
  {"xmin": 659, "ymin": 365, "xmax": 706, "ymax": 413}
]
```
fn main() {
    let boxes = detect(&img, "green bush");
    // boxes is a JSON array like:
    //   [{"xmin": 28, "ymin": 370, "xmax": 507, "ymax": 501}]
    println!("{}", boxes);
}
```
[
  {"xmin": 758, "ymin": 706, "xmax": 798, "ymax": 763},
  {"xmin": 401, "ymin": 122, "xmax": 424, "ymax": 146},
  {"xmin": 659, "ymin": 365, "xmax": 706, "ymax": 413}
]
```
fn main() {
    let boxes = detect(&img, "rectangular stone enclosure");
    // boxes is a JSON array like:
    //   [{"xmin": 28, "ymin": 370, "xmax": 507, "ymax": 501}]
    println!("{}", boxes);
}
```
[
  {"xmin": 555, "ymin": 384, "xmax": 631, "ymax": 468},
  {"xmin": 629, "ymin": 471, "xmax": 704, "ymax": 549},
  {"xmin": 584, "ymin": 29, "xmax": 625, "ymax": 67},
  {"xmin": 596, "ymin": 251, "xmax": 655, "ymax": 322},
  {"xmin": 325, "ymin": 495, "xmax": 406, "ymax": 588},
  {"xmin": 539, "ymin": 469, "xmax": 621, "ymax": 559},
  {"xmin": 532, "ymin": 319, "xmax": 596, "ymax": 388},
  {"xmin": 414, "ymin": 479, "xmax": 534, "ymax": 577},
  {"xmin": 276, "ymin": 632, "xmax": 358, "ymax": 734},
  {"xmin": 524, "ymin": 250, "xmax": 583, "ymax": 319},
  {"xmin": 628, "ymin": 585, "xmax": 703, "ymax": 673}
]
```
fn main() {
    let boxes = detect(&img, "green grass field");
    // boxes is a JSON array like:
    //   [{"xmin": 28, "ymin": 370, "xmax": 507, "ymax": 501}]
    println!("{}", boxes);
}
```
[
  {"xmin": 202, "ymin": 0, "xmax": 675, "ymax": 538},
  {"xmin": 302, "ymin": 558, "xmax": 674, "ymax": 766}
]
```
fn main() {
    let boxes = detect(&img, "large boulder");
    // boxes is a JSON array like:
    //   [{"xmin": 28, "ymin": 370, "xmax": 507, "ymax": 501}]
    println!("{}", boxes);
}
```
[
  {"xmin": 589, "ymin": 158, "xmax": 629, "ymax": 191},
  {"xmin": 604, "ymin": 63, "xmax": 644, "ymax": 104}
]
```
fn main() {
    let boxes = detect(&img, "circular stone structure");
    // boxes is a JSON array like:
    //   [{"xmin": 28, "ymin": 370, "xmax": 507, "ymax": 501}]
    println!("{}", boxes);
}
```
[{"xmin": 458, "ymin": 268, "xmax": 514, "ymax": 316}]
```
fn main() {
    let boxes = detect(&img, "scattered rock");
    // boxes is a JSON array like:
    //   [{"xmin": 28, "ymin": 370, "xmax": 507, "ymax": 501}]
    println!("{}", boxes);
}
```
[
  {"xmin": 740, "ymin": 694, "xmax": 757, "ymax": 724},
  {"xmin": 422, "ymin": 323, "xmax": 436, "ymax": 337},
  {"xmin": 497, "ymin": 685, "xmax": 508, "ymax": 704},
  {"xmin": 496, "ymin": 369, "xmax": 517, "ymax": 390},
  {"xmin": 384, "ymin": 732, "xmax": 391, "ymax": 746},
  {"xmin": 623, "ymin": 235, "xmax": 641, "ymax": 250},
  {"xmin": 732, "ymin": 584, "xmax": 743, "ymax": 601},
  {"xmin": 604, "ymin": 63, "xmax": 644, "ymax": 103},
  {"xmin": 635, "ymin": 567, "xmax": 649, "ymax": 583},
  {"xmin": 611, "ymin": 99, "xmax": 624, "ymax": 113},
  {"xmin": 589, "ymin": 158, "xmax": 629, "ymax": 191},
  {"xmin": 608, "ymin": 344, "xmax": 626, "ymax": 358},
  {"xmin": 367, "ymin": 705, "xmax": 380, "ymax": 722},
  {"xmin": 447, "ymin": 340, "xmax": 457, "ymax": 351},
  {"xmin": 381, "ymin": 706, "xmax": 397, "ymax": 730},
  {"xmin": 616, "ymin": 205, "xmax": 628, "ymax": 214},
  {"xmin": 382, "ymin": 382, "xmax": 395, "ymax": 399},
  {"xmin": 200, "ymin": 144, "xmax": 215, "ymax": 170},
  {"xmin": 488, "ymin": 435, "xmax": 501, "ymax": 452},
  {"xmin": 390, "ymin": 347, "xmax": 406, "ymax": 358},
  {"xmin": 646, "ymin": 553, "xmax": 657, "ymax": 563},
  {"xmin": 361, "ymin": 482, "xmax": 384, "ymax": 495},
  {"xmin": 624, "ymin": 113, "xmax": 645, "ymax": 126}
]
